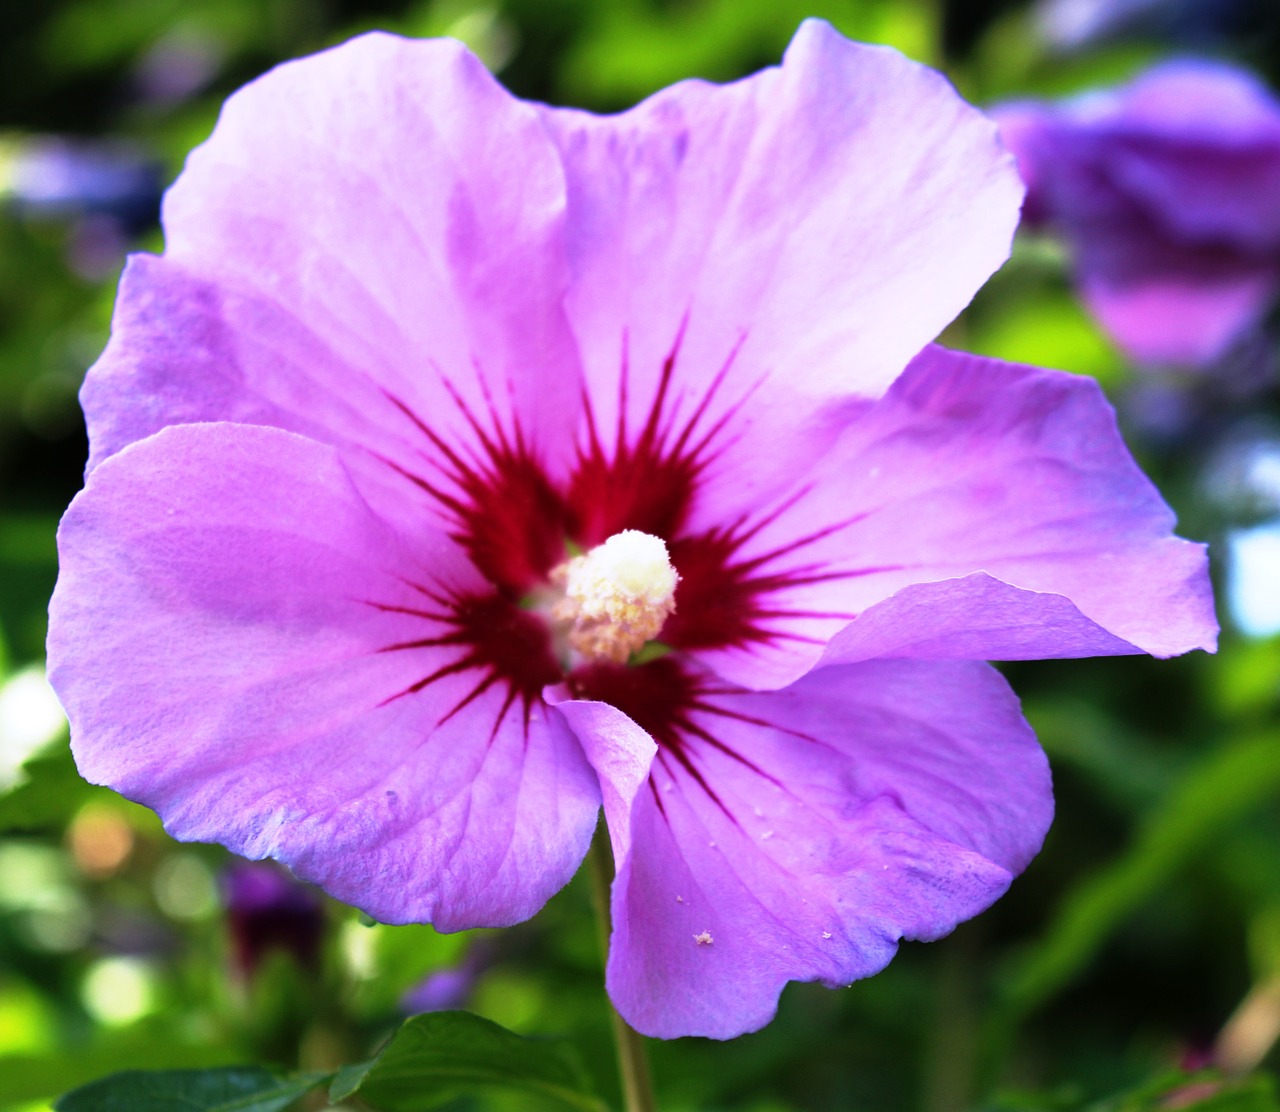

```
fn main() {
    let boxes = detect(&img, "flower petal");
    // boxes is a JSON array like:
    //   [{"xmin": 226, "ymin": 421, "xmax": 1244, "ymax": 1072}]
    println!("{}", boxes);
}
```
[
  {"xmin": 1065, "ymin": 62, "xmax": 1280, "ymax": 244},
  {"xmin": 1080, "ymin": 258, "xmax": 1280, "ymax": 367},
  {"xmin": 539, "ymin": 17, "xmax": 1022, "ymax": 452},
  {"xmin": 678, "ymin": 346, "xmax": 1216, "ymax": 689},
  {"xmin": 1003, "ymin": 95, "xmax": 1280, "ymax": 366},
  {"xmin": 995, "ymin": 64, "xmax": 1280, "ymax": 365},
  {"xmin": 49, "ymin": 423, "xmax": 599, "ymax": 930},
  {"xmin": 84, "ymin": 33, "xmax": 582, "ymax": 490},
  {"xmin": 554, "ymin": 658, "xmax": 1047, "ymax": 1039}
]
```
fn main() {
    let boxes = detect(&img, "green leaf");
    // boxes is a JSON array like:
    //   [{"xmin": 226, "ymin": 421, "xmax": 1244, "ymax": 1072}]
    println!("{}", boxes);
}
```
[
  {"xmin": 0, "ymin": 1026, "xmax": 242, "ymax": 1106},
  {"xmin": 994, "ymin": 730, "xmax": 1280, "ymax": 1027},
  {"xmin": 53, "ymin": 1067, "xmax": 327, "ymax": 1112},
  {"xmin": 329, "ymin": 1011, "xmax": 607, "ymax": 1112},
  {"xmin": 0, "ymin": 747, "xmax": 95, "ymax": 832}
]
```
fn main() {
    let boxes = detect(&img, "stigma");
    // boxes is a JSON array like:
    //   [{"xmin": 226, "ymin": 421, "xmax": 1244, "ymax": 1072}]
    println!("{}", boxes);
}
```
[{"xmin": 553, "ymin": 530, "xmax": 679, "ymax": 664}]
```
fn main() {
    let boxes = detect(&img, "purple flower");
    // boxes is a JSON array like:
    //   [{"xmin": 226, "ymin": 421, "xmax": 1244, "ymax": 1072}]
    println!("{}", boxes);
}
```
[
  {"xmin": 223, "ymin": 861, "xmax": 326, "ymax": 979},
  {"xmin": 400, "ymin": 941, "xmax": 493, "ymax": 1014},
  {"xmin": 995, "ymin": 61, "xmax": 1280, "ymax": 367},
  {"xmin": 2, "ymin": 137, "xmax": 162, "ymax": 232},
  {"xmin": 47, "ymin": 22, "xmax": 1215, "ymax": 1039}
]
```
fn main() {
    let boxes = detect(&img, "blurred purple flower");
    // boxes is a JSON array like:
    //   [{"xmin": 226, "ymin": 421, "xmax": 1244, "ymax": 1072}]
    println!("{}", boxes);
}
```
[
  {"xmin": 48, "ymin": 23, "xmax": 1215, "ymax": 1038},
  {"xmin": 400, "ymin": 941, "xmax": 493, "ymax": 1014},
  {"xmin": 996, "ymin": 62, "xmax": 1280, "ymax": 367},
  {"xmin": 132, "ymin": 27, "xmax": 225, "ymax": 105},
  {"xmin": 1, "ymin": 136, "xmax": 163, "ymax": 280},
  {"xmin": 401, "ymin": 967, "xmax": 474, "ymax": 1014},
  {"xmin": 2, "ymin": 137, "xmax": 162, "ymax": 232},
  {"xmin": 1034, "ymin": 0, "xmax": 1258, "ymax": 53},
  {"xmin": 223, "ymin": 861, "xmax": 325, "ymax": 978}
]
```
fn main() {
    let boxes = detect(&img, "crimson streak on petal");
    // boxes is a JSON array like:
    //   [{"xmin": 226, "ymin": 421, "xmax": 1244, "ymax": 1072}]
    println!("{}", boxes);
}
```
[
  {"xmin": 366, "ymin": 333, "xmax": 868, "ymax": 757},
  {"xmin": 372, "ymin": 588, "xmax": 562, "ymax": 740},
  {"xmin": 379, "ymin": 384, "xmax": 569, "ymax": 595},
  {"xmin": 569, "ymin": 656, "xmax": 809, "ymax": 822}
]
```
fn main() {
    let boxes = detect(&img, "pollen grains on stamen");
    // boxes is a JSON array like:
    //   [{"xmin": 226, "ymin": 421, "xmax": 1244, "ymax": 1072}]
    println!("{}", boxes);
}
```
[{"xmin": 552, "ymin": 530, "xmax": 679, "ymax": 664}]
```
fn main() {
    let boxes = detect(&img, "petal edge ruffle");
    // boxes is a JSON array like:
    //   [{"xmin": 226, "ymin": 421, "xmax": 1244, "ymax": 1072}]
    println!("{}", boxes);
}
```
[
  {"xmin": 554, "ymin": 657, "xmax": 1048, "ymax": 1039},
  {"xmin": 50, "ymin": 423, "xmax": 600, "ymax": 930}
]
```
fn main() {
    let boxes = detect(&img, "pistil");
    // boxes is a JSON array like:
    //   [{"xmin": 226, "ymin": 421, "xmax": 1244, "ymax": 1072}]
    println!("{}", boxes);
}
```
[{"xmin": 553, "ymin": 530, "xmax": 679, "ymax": 664}]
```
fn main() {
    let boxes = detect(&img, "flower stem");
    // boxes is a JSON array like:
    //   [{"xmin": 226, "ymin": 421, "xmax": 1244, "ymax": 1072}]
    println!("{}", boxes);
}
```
[{"xmin": 587, "ymin": 827, "xmax": 657, "ymax": 1112}]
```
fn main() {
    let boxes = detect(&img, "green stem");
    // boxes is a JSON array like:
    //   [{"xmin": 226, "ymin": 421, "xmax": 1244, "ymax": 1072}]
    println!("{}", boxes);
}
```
[{"xmin": 587, "ymin": 827, "xmax": 657, "ymax": 1112}]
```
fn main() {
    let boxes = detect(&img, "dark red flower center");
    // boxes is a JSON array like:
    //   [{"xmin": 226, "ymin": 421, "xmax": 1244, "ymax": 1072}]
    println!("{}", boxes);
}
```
[{"xmin": 369, "ymin": 336, "xmax": 844, "ymax": 767}]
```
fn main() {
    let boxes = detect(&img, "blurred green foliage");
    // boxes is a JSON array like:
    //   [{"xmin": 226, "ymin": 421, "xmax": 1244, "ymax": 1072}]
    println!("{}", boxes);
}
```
[{"xmin": 1, "ymin": 0, "xmax": 1279, "ymax": 1110}]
